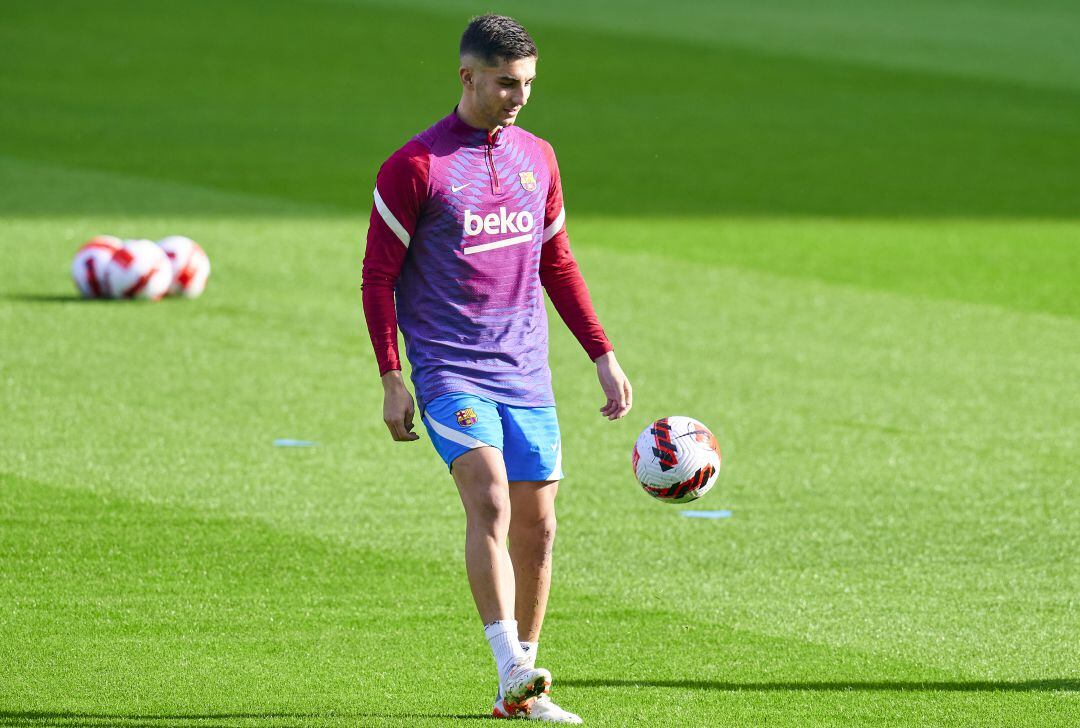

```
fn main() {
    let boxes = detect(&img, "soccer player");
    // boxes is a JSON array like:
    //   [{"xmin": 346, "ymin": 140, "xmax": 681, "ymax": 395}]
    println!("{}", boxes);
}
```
[{"xmin": 362, "ymin": 14, "xmax": 631, "ymax": 723}]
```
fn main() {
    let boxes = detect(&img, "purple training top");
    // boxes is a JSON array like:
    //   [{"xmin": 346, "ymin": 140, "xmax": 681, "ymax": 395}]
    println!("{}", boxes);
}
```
[{"xmin": 362, "ymin": 109, "xmax": 612, "ymax": 412}]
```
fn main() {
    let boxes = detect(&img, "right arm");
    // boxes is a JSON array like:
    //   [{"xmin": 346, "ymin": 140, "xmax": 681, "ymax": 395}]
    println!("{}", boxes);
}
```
[{"xmin": 361, "ymin": 141, "xmax": 429, "ymax": 441}]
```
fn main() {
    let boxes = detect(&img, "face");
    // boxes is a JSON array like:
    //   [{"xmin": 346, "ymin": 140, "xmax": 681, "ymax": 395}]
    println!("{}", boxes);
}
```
[{"xmin": 461, "ymin": 55, "xmax": 536, "ymax": 129}]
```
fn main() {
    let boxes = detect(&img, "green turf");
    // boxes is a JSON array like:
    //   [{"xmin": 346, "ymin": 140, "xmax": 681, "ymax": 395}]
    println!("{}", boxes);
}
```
[
  {"xmin": 3, "ymin": 0, "xmax": 1080, "ymax": 217},
  {"xmin": 2, "ymin": 0, "xmax": 1079, "ymax": 726}
]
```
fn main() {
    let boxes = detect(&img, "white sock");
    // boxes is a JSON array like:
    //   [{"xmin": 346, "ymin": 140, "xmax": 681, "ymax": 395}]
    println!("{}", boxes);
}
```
[
  {"xmin": 520, "ymin": 641, "xmax": 539, "ymax": 668},
  {"xmin": 485, "ymin": 620, "xmax": 527, "ymax": 689},
  {"xmin": 497, "ymin": 640, "xmax": 539, "ymax": 698}
]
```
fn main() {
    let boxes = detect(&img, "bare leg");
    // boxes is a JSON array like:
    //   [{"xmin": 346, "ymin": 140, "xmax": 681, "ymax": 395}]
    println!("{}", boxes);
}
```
[
  {"xmin": 508, "ymin": 480, "xmax": 559, "ymax": 642},
  {"xmin": 452, "ymin": 447, "xmax": 516, "ymax": 624}
]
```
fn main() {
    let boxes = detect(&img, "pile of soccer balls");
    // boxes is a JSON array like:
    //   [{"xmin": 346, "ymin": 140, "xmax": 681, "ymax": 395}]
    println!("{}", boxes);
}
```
[
  {"xmin": 633, "ymin": 416, "xmax": 722, "ymax": 503},
  {"xmin": 71, "ymin": 235, "xmax": 210, "ymax": 301}
]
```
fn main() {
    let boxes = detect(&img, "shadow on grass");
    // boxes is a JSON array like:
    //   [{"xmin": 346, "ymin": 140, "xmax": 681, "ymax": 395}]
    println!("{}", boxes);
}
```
[
  {"xmin": 561, "ymin": 678, "xmax": 1080, "ymax": 692},
  {"xmin": 1, "ymin": 294, "xmax": 188, "ymax": 305},
  {"xmin": 2, "ymin": 682, "xmax": 1076, "ymax": 725},
  {"xmin": 1, "ymin": 293, "xmax": 98, "ymax": 304},
  {"xmin": 0, "ymin": 711, "xmax": 491, "ymax": 726}
]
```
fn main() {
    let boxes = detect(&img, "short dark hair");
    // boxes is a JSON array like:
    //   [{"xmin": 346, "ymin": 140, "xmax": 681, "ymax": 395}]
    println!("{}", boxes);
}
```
[{"xmin": 460, "ymin": 14, "xmax": 537, "ymax": 65}]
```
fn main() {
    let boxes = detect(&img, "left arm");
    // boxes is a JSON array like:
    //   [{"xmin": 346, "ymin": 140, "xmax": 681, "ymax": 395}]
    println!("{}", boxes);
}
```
[{"xmin": 537, "ymin": 140, "xmax": 632, "ymax": 420}]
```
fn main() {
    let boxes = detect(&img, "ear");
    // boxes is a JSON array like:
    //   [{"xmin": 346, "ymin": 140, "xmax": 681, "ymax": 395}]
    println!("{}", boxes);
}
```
[{"xmin": 459, "ymin": 64, "xmax": 473, "ymax": 88}]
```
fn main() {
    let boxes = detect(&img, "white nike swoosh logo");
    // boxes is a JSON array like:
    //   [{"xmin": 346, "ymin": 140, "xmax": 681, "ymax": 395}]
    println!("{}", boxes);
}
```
[{"xmin": 451, "ymin": 183, "xmax": 471, "ymax": 193}]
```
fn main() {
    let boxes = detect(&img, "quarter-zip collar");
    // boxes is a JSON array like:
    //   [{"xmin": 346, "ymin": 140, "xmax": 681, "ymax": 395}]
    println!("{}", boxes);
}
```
[
  {"xmin": 447, "ymin": 107, "xmax": 505, "ymax": 194},
  {"xmin": 448, "ymin": 106, "xmax": 504, "ymax": 148}
]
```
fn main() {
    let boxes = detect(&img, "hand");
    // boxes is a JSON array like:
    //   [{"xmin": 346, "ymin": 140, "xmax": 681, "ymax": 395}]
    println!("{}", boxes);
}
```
[
  {"xmin": 381, "ymin": 371, "xmax": 420, "ymax": 441},
  {"xmin": 594, "ymin": 350, "xmax": 632, "ymax": 420}
]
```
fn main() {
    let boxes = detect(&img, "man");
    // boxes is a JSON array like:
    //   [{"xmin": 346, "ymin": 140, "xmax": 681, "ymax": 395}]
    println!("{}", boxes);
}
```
[{"xmin": 362, "ymin": 14, "xmax": 631, "ymax": 723}]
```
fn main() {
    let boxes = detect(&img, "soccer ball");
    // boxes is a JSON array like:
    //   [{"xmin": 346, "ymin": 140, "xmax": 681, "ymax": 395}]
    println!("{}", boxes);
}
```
[
  {"xmin": 71, "ymin": 235, "xmax": 122, "ymax": 298},
  {"xmin": 157, "ymin": 235, "xmax": 211, "ymax": 298},
  {"xmin": 632, "ymin": 416, "xmax": 722, "ymax": 503},
  {"xmin": 104, "ymin": 239, "xmax": 172, "ymax": 300}
]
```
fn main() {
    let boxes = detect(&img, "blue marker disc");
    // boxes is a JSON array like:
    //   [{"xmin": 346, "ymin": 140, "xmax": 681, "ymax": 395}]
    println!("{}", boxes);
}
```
[
  {"xmin": 274, "ymin": 439, "xmax": 318, "ymax": 447},
  {"xmin": 680, "ymin": 510, "xmax": 732, "ymax": 519}
]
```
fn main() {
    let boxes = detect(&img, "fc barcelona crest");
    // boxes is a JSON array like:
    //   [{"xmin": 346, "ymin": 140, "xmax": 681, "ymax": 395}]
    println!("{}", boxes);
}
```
[
  {"xmin": 455, "ymin": 407, "xmax": 478, "ymax": 427},
  {"xmin": 518, "ymin": 170, "xmax": 537, "ymax": 192}
]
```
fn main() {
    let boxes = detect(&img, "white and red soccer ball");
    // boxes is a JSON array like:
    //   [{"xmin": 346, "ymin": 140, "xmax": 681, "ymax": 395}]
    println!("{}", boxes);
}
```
[
  {"xmin": 632, "ymin": 416, "xmax": 722, "ymax": 503},
  {"xmin": 158, "ymin": 235, "xmax": 211, "ymax": 298},
  {"xmin": 103, "ymin": 239, "xmax": 173, "ymax": 300},
  {"xmin": 71, "ymin": 235, "xmax": 122, "ymax": 298}
]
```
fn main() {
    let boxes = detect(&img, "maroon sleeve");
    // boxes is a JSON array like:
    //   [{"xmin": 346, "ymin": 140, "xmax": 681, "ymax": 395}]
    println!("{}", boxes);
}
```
[
  {"xmin": 362, "ymin": 140, "xmax": 429, "ymax": 375},
  {"xmin": 537, "ymin": 140, "xmax": 614, "ymax": 361}
]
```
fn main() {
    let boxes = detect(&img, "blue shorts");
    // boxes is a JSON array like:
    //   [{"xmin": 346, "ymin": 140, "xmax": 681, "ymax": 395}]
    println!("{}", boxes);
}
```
[{"xmin": 421, "ymin": 392, "xmax": 564, "ymax": 482}]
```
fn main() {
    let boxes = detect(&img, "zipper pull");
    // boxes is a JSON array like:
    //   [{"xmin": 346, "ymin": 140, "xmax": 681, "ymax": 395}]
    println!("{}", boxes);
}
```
[{"xmin": 486, "ymin": 132, "xmax": 502, "ymax": 195}]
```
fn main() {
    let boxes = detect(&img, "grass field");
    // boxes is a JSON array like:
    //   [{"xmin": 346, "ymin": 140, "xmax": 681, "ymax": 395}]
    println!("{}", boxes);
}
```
[{"xmin": 2, "ymin": 1, "xmax": 1079, "ymax": 726}]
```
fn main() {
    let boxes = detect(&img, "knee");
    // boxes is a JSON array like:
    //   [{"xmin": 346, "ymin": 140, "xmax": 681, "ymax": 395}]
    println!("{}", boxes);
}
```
[
  {"xmin": 467, "ymin": 491, "xmax": 512, "ymax": 534},
  {"xmin": 540, "ymin": 514, "xmax": 557, "ymax": 548},
  {"xmin": 522, "ymin": 512, "xmax": 557, "ymax": 550}
]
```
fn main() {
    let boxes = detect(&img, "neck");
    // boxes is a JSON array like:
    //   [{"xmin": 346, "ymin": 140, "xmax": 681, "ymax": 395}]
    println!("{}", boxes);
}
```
[{"xmin": 457, "ymin": 96, "xmax": 501, "ymax": 135}]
